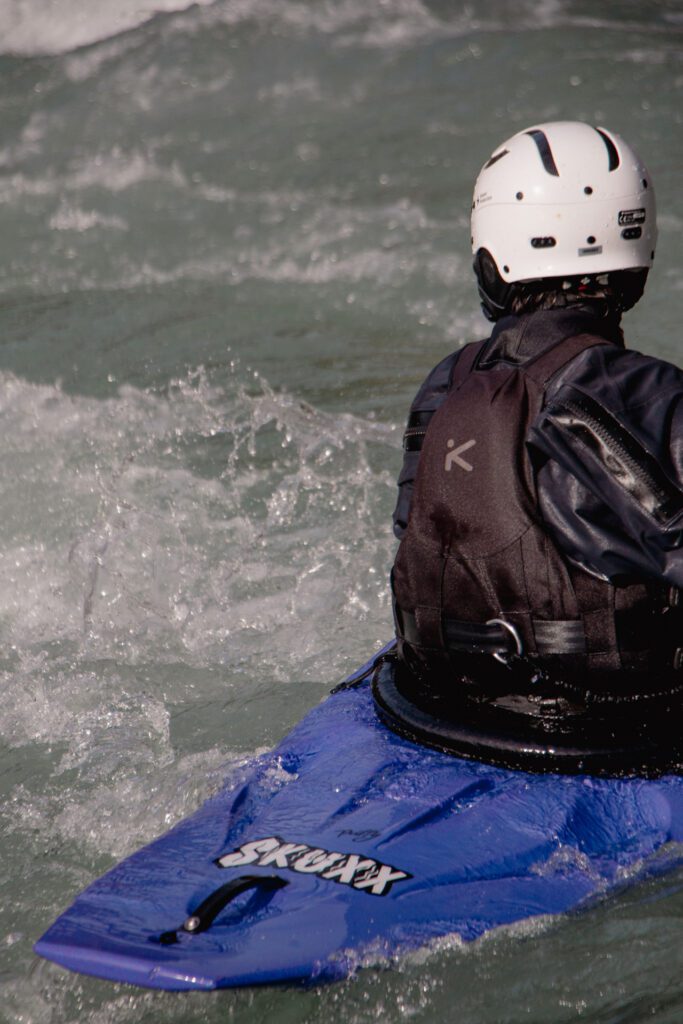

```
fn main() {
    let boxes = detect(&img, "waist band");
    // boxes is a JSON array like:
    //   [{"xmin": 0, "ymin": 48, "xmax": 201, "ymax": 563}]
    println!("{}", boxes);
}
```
[{"xmin": 397, "ymin": 607, "xmax": 587, "ymax": 657}]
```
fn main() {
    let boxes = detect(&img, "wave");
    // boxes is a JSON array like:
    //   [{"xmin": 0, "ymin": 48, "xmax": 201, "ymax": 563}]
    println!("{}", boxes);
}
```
[
  {"xmin": 0, "ymin": 0, "xmax": 216, "ymax": 56},
  {"xmin": 0, "ymin": 0, "xmax": 675, "ymax": 57},
  {"xmin": 0, "ymin": 366, "xmax": 399, "ymax": 680}
]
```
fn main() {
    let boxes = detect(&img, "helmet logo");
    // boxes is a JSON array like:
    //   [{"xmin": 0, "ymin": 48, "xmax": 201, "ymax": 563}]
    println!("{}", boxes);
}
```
[
  {"xmin": 618, "ymin": 208, "xmax": 646, "ymax": 226},
  {"xmin": 445, "ymin": 438, "xmax": 476, "ymax": 473}
]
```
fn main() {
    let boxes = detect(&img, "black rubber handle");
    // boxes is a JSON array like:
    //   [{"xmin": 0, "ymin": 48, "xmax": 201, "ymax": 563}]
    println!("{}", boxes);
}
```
[{"xmin": 157, "ymin": 874, "xmax": 288, "ymax": 945}]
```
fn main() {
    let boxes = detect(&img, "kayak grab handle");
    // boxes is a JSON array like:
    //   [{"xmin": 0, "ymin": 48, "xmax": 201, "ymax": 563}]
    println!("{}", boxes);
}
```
[{"xmin": 157, "ymin": 875, "xmax": 288, "ymax": 945}]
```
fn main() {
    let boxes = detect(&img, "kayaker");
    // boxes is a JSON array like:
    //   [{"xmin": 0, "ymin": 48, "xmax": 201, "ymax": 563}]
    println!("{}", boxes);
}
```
[{"xmin": 390, "ymin": 121, "xmax": 683, "ymax": 728}]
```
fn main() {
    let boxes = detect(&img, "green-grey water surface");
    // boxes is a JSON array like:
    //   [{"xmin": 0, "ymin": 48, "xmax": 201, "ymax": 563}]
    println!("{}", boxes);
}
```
[{"xmin": 1, "ymin": 1, "xmax": 683, "ymax": 1021}]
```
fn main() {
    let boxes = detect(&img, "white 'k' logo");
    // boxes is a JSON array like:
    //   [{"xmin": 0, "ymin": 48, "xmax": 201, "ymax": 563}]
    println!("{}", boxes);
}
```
[{"xmin": 445, "ymin": 438, "xmax": 476, "ymax": 472}]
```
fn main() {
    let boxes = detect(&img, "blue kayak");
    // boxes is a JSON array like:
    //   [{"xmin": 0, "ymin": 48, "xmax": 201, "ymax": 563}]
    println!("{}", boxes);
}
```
[{"xmin": 34, "ymin": 647, "xmax": 683, "ymax": 990}]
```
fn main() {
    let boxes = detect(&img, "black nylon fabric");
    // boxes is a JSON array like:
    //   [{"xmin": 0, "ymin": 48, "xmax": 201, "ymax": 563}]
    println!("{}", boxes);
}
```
[
  {"xmin": 392, "ymin": 306, "xmax": 622, "ymax": 539},
  {"xmin": 392, "ymin": 324, "xmax": 683, "ymax": 693},
  {"xmin": 395, "ymin": 308, "xmax": 683, "ymax": 589}
]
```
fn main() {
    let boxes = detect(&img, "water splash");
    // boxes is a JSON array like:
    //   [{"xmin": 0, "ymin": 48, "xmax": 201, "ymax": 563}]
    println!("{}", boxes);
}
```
[{"xmin": 0, "ymin": 363, "xmax": 398, "ymax": 675}]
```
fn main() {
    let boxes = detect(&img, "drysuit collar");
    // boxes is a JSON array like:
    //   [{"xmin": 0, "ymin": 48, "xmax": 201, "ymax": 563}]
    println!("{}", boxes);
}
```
[{"xmin": 486, "ymin": 306, "xmax": 625, "ymax": 367}]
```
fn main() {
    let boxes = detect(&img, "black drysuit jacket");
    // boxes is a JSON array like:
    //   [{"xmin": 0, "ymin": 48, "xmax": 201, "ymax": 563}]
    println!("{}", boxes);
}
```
[{"xmin": 393, "ymin": 306, "xmax": 683, "ymax": 590}]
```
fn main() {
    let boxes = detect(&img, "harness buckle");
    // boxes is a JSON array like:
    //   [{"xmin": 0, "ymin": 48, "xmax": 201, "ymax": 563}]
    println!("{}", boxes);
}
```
[{"xmin": 486, "ymin": 618, "xmax": 523, "ymax": 664}]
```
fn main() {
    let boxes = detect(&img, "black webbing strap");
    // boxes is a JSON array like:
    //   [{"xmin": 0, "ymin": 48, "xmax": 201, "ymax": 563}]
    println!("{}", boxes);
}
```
[
  {"xmin": 522, "ymin": 333, "xmax": 611, "ymax": 387},
  {"xmin": 532, "ymin": 619, "xmax": 586, "ymax": 653},
  {"xmin": 449, "ymin": 339, "xmax": 488, "ymax": 389},
  {"xmin": 403, "ymin": 341, "xmax": 487, "ymax": 453},
  {"xmin": 396, "ymin": 606, "xmax": 587, "ymax": 657}
]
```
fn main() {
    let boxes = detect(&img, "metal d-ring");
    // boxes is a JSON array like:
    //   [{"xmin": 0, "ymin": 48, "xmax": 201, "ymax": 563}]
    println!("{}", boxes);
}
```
[{"xmin": 486, "ymin": 618, "xmax": 523, "ymax": 664}]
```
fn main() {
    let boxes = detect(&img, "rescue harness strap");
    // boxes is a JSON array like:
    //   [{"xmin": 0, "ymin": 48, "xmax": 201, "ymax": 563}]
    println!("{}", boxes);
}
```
[
  {"xmin": 395, "ymin": 604, "xmax": 586, "ymax": 658},
  {"xmin": 394, "ymin": 603, "xmax": 683, "ymax": 665}
]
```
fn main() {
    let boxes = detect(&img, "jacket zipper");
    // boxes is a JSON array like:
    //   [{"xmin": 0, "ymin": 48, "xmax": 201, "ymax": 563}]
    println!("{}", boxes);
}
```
[{"xmin": 561, "ymin": 393, "xmax": 683, "ymax": 524}]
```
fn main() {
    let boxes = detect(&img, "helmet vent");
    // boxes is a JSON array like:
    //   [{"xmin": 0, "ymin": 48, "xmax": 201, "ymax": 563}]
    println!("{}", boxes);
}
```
[
  {"xmin": 594, "ymin": 127, "xmax": 620, "ymax": 171},
  {"xmin": 525, "ymin": 129, "xmax": 559, "ymax": 177},
  {"xmin": 530, "ymin": 237, "xmax": 556, "ymax": 249},
  {"xmin": 484, "ymin": 148, "xmax": 509, "ymax": 169}
]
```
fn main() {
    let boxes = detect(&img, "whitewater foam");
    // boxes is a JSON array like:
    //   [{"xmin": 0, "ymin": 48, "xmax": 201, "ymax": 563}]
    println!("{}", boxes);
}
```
[
  {"xmin": 0, "ymin": 367, "xmax": 398, "ymax": 675},
  {"xmin": 0, "ymin": 0, "xmax": 216, "ymax": 56}
]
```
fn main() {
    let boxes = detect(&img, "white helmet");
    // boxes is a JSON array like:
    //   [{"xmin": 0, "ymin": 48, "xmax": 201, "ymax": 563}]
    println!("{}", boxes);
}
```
[{"xmin": 471, "ymin": 121, "xmax": 657, "ymax": 318}]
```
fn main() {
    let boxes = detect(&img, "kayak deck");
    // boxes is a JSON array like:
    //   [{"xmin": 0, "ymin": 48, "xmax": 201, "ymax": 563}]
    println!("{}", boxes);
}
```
[{"xmin": 35, "ymin": 667, "xmax": 683, "ymax": 990}]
